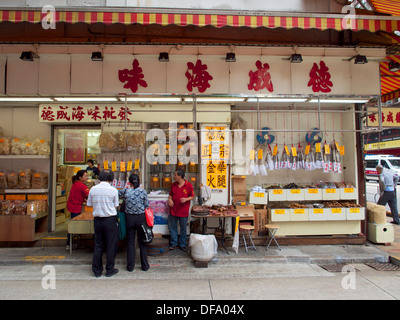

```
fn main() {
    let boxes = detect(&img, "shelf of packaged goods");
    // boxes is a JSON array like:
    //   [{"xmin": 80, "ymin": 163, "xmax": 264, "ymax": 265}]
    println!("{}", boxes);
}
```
[{"xmin": 2, "ymin": 189, "xmax": 49, "ymax": 194}]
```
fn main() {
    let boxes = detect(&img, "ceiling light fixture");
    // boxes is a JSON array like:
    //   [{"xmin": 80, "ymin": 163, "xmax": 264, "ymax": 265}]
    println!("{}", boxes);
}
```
[
  {"xmin": 309, "ymin": 99, "xmax": 369, "ymax": 103},
  {"xmin": 247, "ymin": 98, "xmax": 307, "ymax": 103},
  {"xmin": 19, "ymin": 51, "xmax": 37, "ymax": 61},
  {"xmin": 389, "ymin": 60, "xmax": 400, "ymax": 72},
  {"xmin": 348, "ymin": 55, "xmax": 368, "ymax": 64},
  {"xmin": 289, "ymin": 54, "xmax": 303, "ymax": 63},
  {"xmin": 91, "ymin": 51, "xmax": 103, "ymax": 61},
  {"xmin": 0, "ymin": 97, "xmax": 53, "ymax": 102},
  {"xmin": 54, "ymin": 97, "xmax": 118, "ymax": 102},
  {"xmin": 158, "ymin": 52, "xmax": 169, "ymax": 62},
  {"xmin": 225, "ymin": 52, "xmax": 236, "ymax": 62}
]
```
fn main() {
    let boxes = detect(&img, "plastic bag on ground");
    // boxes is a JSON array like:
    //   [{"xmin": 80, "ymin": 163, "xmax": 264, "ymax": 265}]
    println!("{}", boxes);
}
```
[{"xmin": 189, "ymin": 233, "xmax": 218, "ymax": 262}]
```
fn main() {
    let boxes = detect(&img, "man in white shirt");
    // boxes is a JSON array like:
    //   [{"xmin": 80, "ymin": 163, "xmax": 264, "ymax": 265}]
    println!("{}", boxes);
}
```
[{"xmin": 87, "ymin": 170, "xmax": 120, "ymax": 277}]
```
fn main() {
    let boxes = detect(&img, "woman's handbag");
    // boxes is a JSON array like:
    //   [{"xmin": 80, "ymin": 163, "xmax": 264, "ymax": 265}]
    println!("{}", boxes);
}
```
[
  {"xmin": 141, "ymin": 223, "xmax": 153, "ymax": 244},
  {"xmin": 145, "ymin": 207, "xmax": 154, "ymax": 227}
]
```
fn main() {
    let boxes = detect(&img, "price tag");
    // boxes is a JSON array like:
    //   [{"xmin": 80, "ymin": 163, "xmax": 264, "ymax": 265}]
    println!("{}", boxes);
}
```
[
  {"xmin": 326, "ymin": 189, "xmax": 336, "ymax": 194},
  {"xmin": 339, "ymin": 145, "xmax": 345, "ymax": 156},
  {"xmin": 250, "ymin": 150, "xmax": 255, "ymax": 160},
  {"xmin": 273, "ymin": 189, "xmax": 283, "ymax": 195},
  {"xmin": 335, "ymin": 141, "xmax": 340, "ymax": 151},
  {"xmin": 103, "ymin": 160, "xmax": 109, "ymax": 170},
  {"xmin": 275, "ymin": 209, "xmax": 285, "ymax": 215},
  {"xmin": 331, "ymin": 208, "xmax": 342, "ymax": 214},
  {"xmin": 344, "ymin": 188, "xmax": 354, "ymax": 193},
  {"xmin": 294, "ymin": 209, "xmax": 305, "ymax": 214},
  {"xmin": 111, "ymin": 161, "xmax": 117, "ymax": 172},
  {"xmin": 120, "ymin": 161, "xmax": 126, "ymax": 172},
  {"xmin": 313, "ymin": 209, "xmax": 323, "ymax": 214},
  {"xmin": 272, "ymin": 145, "xmax": 278, "ymax": 156},
  {"xmin": 305, "ymin": 144, "xmax": 310, "ymax": 155},
  {"xmin": 308, "ymin": 189, "xmax": 318, "ymax": 194},
  {"xmin": 258, "ymin": 149, "xmax": 263, "ymax": 160},
  {"xmin": 134, "ymin": 159, "xmax": 140, "ymax": 170},
  {"xmin": 291, "ymin": 147, "xmax": 297, "ymax": 157},
  {"xmin": 324, "ymin": 144, "xmax": 330, "ymax": 154},
  {"xmin": 254, "ymin": 192, "xmax": 265, "ymax": 198},
  {"xmin": 315, "ymin": 143, "xmax": 321, "ymax": 153},
  {"xmin": 349, "ymin": 208, "xmax": 360, "ymax": 213},
  {"xmin": 291, "ymin": 189, "xmax": 301, "ymax": 194},
  {"xmin": 284, "ymin": 145, "xmax": 290, "ymax": 156},
  {"xmin": 127, "ymin": 161, "xmax": 133, "ymax": 172}
]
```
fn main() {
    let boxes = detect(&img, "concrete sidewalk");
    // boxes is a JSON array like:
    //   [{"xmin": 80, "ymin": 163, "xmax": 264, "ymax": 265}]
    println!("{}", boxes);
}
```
[{"xmin": 0, "ymin": 241, "xmax": 389, "ymax": 267}]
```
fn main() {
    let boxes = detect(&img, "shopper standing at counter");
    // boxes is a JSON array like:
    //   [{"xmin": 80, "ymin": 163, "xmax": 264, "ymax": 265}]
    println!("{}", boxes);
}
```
[
  {"xmin": 119, "ymin": 173, "xmax": 150, "ymax": 272},
  {"xmin": 66, "ymin": 170, "xmax": 89, "ymax": 251},
  {"xmin": 168, "ymin": 169, "xmax": 194, "ymax": 252},
  {"xmin": 88, "ymin": 170, "xmax": 120, "ymax": 278},
  {"xmin": 376, "ymin": 164, "xmax": 399, "ymax": 225}
]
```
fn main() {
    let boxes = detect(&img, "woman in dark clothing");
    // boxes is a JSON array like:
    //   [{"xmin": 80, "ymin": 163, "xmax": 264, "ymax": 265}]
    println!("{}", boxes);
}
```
[{"xmin": 118, "ymin": 174, "xmax": 150, "ymax": 272}]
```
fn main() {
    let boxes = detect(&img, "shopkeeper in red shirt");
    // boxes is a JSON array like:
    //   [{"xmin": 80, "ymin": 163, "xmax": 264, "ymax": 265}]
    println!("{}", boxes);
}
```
[
  {"xmin": 168, "ymin": 169, "xmax": 194, "ymax": 252},
  {"xmin": 66, "ymin": 170, "xmax": 90, "ymax": 251}
]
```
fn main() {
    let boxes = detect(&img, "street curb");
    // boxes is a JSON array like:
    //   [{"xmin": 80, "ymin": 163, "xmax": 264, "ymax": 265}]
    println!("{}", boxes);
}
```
[{"xmin": 389, "ymin": 255, "xmax": 400, "ymax": 267}]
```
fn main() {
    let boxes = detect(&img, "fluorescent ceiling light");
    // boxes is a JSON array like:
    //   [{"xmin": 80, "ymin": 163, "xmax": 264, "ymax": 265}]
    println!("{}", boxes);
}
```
[
  {"xmin": 184, "ymin": 97, "xmax": 245, "ymax": 102},
  {"xmin": 54, "ymin": 97, "xmax": 118, "ymax": 102},
  {"xmin": 247, "ymin": 98, "xmax": 307, "ymax": 103},
  {"xmin": 309, "ymin": 99, "xmax": 369, "ymax": 103},
  {"xmin": 0, "ymin": 97, "xmax": 54, "ymax": 102},
  {"xmin": 123, "ymin": 97, "xmax": 182, "ymax": 102}
]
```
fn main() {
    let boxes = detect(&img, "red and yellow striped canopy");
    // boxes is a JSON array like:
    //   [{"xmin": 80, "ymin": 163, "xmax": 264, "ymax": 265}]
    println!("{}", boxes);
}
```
[
  {"xmin": 371, "ymin": 0, "xmax": 400, "ymax": 16},
  {"xmin": 381, "ymin": 55, "xmax": 400, "ymax": 102},
  {"xmin": 1, "ymin": 9, "xmax": 400, "ymax": 32}
]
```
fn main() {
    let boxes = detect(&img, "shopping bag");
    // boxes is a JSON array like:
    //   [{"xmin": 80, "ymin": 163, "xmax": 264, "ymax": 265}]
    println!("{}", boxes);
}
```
[
  {"xmin": 141, "ymin": 223, "xmax": 153, "ymax": 244},
  {"xmin": 117, "ymin": 211, "xmax": 126, "ymax": 240},
  {"xmin": 145, "ymin": 207, "xmax": 154, "ymax": 227}
]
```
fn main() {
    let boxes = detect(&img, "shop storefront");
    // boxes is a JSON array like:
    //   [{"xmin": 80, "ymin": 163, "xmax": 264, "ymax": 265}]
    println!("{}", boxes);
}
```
[{"xmin": 0, "ymin": 44, "xmax": 385, "ymax": 245}]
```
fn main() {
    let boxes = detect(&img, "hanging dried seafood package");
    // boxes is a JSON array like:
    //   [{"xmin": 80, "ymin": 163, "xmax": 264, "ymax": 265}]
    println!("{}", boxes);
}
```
[
  {"xmin": 0, "ymin": 170, "xmax": 7, "ymax": 189},
  {"xmin": 314, "ymin": 143, "xmax": 323, "ymax": 169},
  {"xmin": 265, "ymin": 145, "xmax": 274, "ymax": 171},
  {"xmin": 272, "ymin": 144, "xmax": 280, "ymax": 170},
  {"xmin": 291, "ymin": 145, "xmax": 297, "ymax": 171},
  {"xmin": 99, "ymin": 132, "xmax": 117, "ymax": 151},
  {"xmin": 280, "ymin": 145, "xmax": 289, "ymax": 169},
  {"xmin": 7, "ymin": 172, "xmax": 18, "ymax": 189},
  {"xmin": 297, "ymin": 143, "xmax": 304, "ymax": 170}
]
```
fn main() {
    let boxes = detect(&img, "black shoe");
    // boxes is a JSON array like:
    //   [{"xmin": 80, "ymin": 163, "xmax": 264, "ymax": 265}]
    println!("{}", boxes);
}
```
[
  {"xmin": 94, "ymin": 273, "xmax": 101, "ymax": 278},
  {"xmin": 169, "ymin": 245, "xmax": 178, "ymax": 250},
  {"xmin": 142, "ymin": 266, "xmax": 149, "ymax": 271},
  {"xmin": 179, "ymin": 246, "xmax": 188, "ymax": 252},
  {"xmin": 390, "ymin": 221, "xmax": 400, "ymax": 225},
  {"xmin": 106, "ymin": 269, "xmax": 119, "ymax": 277}
]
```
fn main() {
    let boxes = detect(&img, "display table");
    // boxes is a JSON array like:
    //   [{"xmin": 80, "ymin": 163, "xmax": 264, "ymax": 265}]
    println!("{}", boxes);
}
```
[
  {"xmin": 191, "ymin": 213, "xmax": 239, "ymax": 254},
  {"xmin": 67, "ymin": 219, "xmax": 94, "ymax": 255}
]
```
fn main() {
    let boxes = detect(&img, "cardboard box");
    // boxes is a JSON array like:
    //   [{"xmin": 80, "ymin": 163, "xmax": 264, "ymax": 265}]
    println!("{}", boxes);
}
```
[
  {"xmin": 235, "ymin": 204, "xmax": 255, "ymax": 218},
  {"xmin": 232, "ymin": 175, "xmax": 246, "ymax": 195},
  {"xmin": 233, "ymin": 194, "xmax": 246, "ymax": 205},
  {"xmin": 249, "ymin": 191, "xmax": 268, "ymax": 205},
  {"xmin": 255, "ymin": 209, "xmax": 268, "ymax": 235}
]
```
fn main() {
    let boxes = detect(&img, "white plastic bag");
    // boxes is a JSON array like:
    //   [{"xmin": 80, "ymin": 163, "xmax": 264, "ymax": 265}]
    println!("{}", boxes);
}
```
[{"xmin": 189, "ymin": 234, "xmax": 218, "ymax": 262}]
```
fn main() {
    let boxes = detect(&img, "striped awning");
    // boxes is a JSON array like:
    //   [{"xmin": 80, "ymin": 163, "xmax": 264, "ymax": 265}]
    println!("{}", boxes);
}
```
[
  {"xmin": 1, "ymin": 9, "xmax": 400, "ymax": 32},
  {"xmin": 370, "ymin": 0, "xmax": 400, "ymax": 16},
  {"xmin": 381, "ymin": 55, "xmax": 400, "ymax": 102}
]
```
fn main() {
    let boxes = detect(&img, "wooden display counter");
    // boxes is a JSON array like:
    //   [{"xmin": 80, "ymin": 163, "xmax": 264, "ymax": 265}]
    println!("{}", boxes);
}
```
[{"xmin": 0, "ymin": 211, "xmax": 48, "ymax": 242}]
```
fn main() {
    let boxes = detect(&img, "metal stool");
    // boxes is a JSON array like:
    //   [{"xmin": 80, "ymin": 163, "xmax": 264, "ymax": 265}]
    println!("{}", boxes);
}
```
[
  {"xmin": 239, "ymin": 225, "xmax": 256, "ymax": 252},
  {"xmin": 264, "ymin": 224, "xmax": 281, "ymax": 251}
]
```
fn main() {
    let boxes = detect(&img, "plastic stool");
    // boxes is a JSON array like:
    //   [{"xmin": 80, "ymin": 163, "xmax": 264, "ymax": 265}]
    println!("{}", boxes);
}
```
[
  {"xmin": 264, "ymin": 224, "xmax": 281, "ymax": 251},
  {"xmin": 239, "ymin": 225, "xmax": 256, "ymax": 252}
]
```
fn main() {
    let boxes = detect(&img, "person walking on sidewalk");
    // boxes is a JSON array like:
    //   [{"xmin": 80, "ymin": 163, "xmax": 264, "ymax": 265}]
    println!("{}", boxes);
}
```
[
  {"xmin": 168, "ymin": 169, "xmax": 194, "ymax": 252},
  {"xmin": 87, "ymin": 170, "xmax": 120, "ymax": 278},
  {"xmin": 119, "ymin": 173, "xmax": 150, "ymax": 272},
  {"xmin": 376, "ymin": 164, "xmax": 399, "ymax": 225},
  {"xmin": 66, "ymin": 170, "xmax": 89, "ymax": 251}
]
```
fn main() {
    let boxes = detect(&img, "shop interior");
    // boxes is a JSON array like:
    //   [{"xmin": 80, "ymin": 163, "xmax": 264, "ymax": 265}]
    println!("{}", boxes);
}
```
[{"xmin": 48, "ymin": 94, "xmax": 375, "ymax": 244}]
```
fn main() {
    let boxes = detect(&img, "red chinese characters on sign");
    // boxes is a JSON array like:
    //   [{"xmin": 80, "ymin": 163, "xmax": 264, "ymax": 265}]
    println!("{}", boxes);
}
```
[
  {"xmin": 248, "ymin": 60, "xmax": 273, "ymax": 92},
  {"xmin": 87, "ymin": 106, "xmax": 101, "ymax": 121},
  {"xmin": 72, "ymin": 106, "xmax": 85, "ymax": 121},
  {"xmin": 118, "ymin": 59, "xmax": 148, "ymax": 93},
  {"xmin": 41, "ymin": 107, "xmax": 55, "ymax": 121},
  {"xmin": 185, "ymin": 59, "xmax": 213, "ymax": 93},
  {"xmin": 118, "ymin": 107, "xmax": 132, "ymax": 121},
  {"xmin": 102, "ymin": 106, "xmax": 117, "ymax": 121},
  {"xmin": 57, "ymin": 106, "xmax": 70, "ymax": 121},
  {"xmin": 369, "ymin": 111, "xmax": 400, "ymax": 126},
  {"xmin": 308, "ymin": 60, "xmax": 333, "ymax": 93}
]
